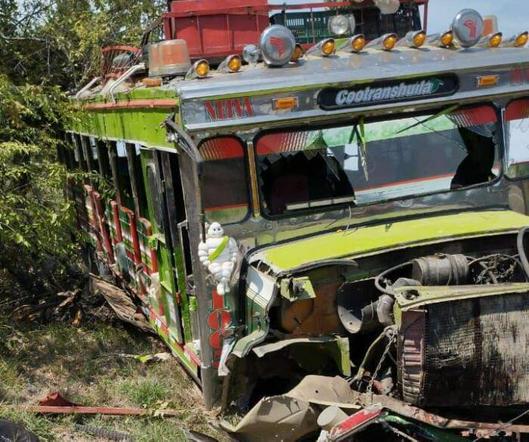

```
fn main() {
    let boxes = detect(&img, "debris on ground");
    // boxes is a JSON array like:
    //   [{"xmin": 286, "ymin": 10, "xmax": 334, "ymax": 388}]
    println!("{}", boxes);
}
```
[
  {"xmin": 7, "ymin": 391, "xmax": 188, "ymax": 417},
  {"xmin": 90, "ymin": 274, "xmax": 152, "ymax": 332},
  {"xmin": 116, "ymin": 352, "xmax": 173, "ymax": 364},
  {"xmin": 12, "ymin": 290, "xmax": 82, "ymax": 324}
]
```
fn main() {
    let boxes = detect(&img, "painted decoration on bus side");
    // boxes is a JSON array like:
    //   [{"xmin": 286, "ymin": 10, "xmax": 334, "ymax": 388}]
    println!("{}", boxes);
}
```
[
  {"xmin": 318, "ymin": 75, "xmax": 459, "ymax": 110},
  {"xmin": 198, "ymin": 222, "xmax": 239, "ymax": 295},
  {"xmin": 204, "ymin": 97, "xmax": 254, "ymax": 121}
]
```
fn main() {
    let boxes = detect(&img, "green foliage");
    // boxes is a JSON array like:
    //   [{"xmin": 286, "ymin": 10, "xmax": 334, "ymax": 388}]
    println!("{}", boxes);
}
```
[
  {"xmin": 0, "ymin": 74, "xmax": 78, "ymax": 288},
  {"xmin": 1, "ymin": 0, "xmax": 165, "ymax": 88}
]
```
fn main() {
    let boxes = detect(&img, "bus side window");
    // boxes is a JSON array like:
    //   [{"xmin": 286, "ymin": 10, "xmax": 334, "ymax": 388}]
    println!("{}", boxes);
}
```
[
  {"xmin": 125, "ymin": 143, "xmax": 148, "ymax": 218},
  {"xmin": 146, "ymin": 163, "xmax": 164, "ymax": 232},
  {"xmin": 199, "ymin": 136, "xmax": 250, "ymax": 224},
  {"xmin": 109, "ymin": 140, "xmax": 134, "ymax": 209},
  {"xmin": 80, "ymin": 136, "xmax": 96, "ymax": 175},
  {"xmin": 96, "ymin": 140, "xmax": 112, "ymax": 180},
  {"xmin": 506, "ymin": 98, "xmax": 529, "ymax": 179},
  {"xmin": 88, "ymin": 137, "xmax": 100, "ymax": 174},
  {"xmin": 72, "ymin": 134, "xmax": 87, "ymax": 172}
]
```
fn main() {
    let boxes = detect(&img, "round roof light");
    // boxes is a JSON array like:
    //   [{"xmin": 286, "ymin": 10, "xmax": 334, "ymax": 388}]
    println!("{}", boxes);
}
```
[
  {"xmin": 195, "ymin": 60, "xmax": 209, "ymax": 77},
  {"xmin": 321, "ymin": 38, "xmax": 336, "ymax": 56},
  {"xmin": 218, "ymin": 54, "xmax": 242, "ymax": 73},
  {"xmin": 383, "ymin": 33, "xmax": 398, "ymax": 50},
  {"xmin": 451, "ymin": 9, "xmax": 484, "ymax": 48},
  {"xmin": 227, "ymin": 55, "xmax": 242, "ymax": 72},
  {"xmin": 186, "ymin": 59, "xmax": 209, "ymax": 79},
  {"xmin": 412, "ymin": 30, "xmax": 426, "ymax": 48},
  {"xmin": 515, "ymin": 31, "xmax": 529, "ymax": 47},
  {"xmin": 242, "ymin": 44, "xmax": 260, "ymax": 64},
  {"xmin": 329, "ymin": 15, "xmax": 350, "ymax": 36},
  {"xmin": 488, "ymin": 32, "xmax": 503, "ymax": 48},
  {"xmin": 351, "ymin": 34, "xmax": 366, "ymax": 52},
  {"xmin": 440, "ymin": 31, "xmax": 454, "ymax": 47},
  {"xmin": 260, "ymin": 25, "xmax": 296, "ymax": 66}
]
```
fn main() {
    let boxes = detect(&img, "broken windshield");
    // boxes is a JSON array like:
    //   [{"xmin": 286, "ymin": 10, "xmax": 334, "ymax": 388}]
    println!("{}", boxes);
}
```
[{"xmin": 255, "ymin": 104, "xmax": 500, "ymax": 216}]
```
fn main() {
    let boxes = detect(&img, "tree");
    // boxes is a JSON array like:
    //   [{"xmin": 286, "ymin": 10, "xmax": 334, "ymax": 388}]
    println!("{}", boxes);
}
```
[
  {"xmin": 0, "ymin": 75, "xmax": 78, "ymax": 293},
  {"xmin": 0, "ymin": 0, "xmax": 166, "ymax": 88}
]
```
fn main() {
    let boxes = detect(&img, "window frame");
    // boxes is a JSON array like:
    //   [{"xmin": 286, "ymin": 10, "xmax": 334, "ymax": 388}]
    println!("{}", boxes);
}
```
[
  {"xmin": 253, "ymin": 102, "xmax": 504, "ymax": 220},
  {"xmin": 197, "ymin": 135, "xmax": 252, "ymax": 225},
  {"xmin": 503, "ymin": 96, "xmax": 529, "ymax": 182}
]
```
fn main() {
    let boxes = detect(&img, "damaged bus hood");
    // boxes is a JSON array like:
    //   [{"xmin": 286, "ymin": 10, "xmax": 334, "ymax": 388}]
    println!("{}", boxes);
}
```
[{"xmin": 250, "ymin": 210, "xmax": 529, "ymax": 274}]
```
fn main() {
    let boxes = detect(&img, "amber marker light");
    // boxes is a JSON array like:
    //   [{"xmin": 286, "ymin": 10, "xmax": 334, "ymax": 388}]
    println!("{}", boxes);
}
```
[
  {"xmin": 351, "ymin": 34, "xmax": 366, "ymax": 52},
  {"xmin": 382, "ymin": 33, "xmax": 398, "ymax": 50},
  {"xmin": 488, "ymin": 32, "xmax": 503, "ymax": 48},
  {"xmin": 273, "ymin": 97, "xmax": 299, "ymax": 111},
  {"xmin": 440, "ymin": 31, "xmax": 454, "ymax": 47},
  {"xmin": 412, "ymin": 31, "xmax": 426, "ymax": 48},
  {"xmin": 291, "ymin": 44, "xmax": 304, "ymax": 62},
  {"xmin": 186, "ymin": 59, "xmax": 210, "ymax": 80},
  {"xmin": 227, "ymin": 55, "xmax": 242, "ymax": 72},
  {"xmin": 321, "ymin": 38, "xmax": 336, "ymax": 56},
  {"xmin": 195, "ymin": 60, "xmax": 209, "ymax": 77},
  {"xmin": 515, "ymin": 31, "xmax": 529, "ymax": 47},
  {"xmin": 476, "ymin": 75, "xmax": 499, "ymax": 88}
]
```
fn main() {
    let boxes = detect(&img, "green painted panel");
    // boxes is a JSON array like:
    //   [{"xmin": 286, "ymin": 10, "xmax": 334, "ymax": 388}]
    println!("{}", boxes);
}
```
[
  {"xmin": 75, "ymin": 108, "xmax": 175, "ymax": 149},
  {"xmin": 259, "ymin": 210, "xmax": 529, "ymax": 272},
  {"xmin": 71, "ymin": 88, "xmax": 180, "ymax": 149}
]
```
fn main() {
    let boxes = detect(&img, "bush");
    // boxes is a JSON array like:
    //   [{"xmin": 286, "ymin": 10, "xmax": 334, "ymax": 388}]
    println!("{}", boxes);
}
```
[{"xmin": 0, "ymin": 75, "xmax": 80, "ymax": 295}]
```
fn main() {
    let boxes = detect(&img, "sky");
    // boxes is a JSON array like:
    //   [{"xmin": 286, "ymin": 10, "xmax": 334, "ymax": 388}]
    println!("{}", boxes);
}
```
[
  {"xmin": 268, "ymin": 0, "xmax": 528, "ymax": 38},
  {"xmin": 427, "ymin": 0, "xmax": 528, "ymax": 37}
]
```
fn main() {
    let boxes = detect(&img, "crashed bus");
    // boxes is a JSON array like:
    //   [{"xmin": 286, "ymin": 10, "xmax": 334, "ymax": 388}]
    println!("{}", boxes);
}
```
[{"xmin": 61, "ymin": 1, "xmax": 529, "ymax": 440}]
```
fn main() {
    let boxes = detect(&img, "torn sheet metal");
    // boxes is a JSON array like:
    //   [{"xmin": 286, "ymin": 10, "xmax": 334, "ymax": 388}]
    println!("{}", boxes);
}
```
[
  {"xmin": 223, "ymin": 376, "xmax": 356, "ymax": 442},
  {"xmin": 326, "ymin": 407, "xmax": 468, "ymax": 442},
  {"xmin": 252, "ymin": 336, "xmax": 351, "ymax": 376},
  {"xmin": 356, "ymin": 393, "xmax": 529, "ymax": 434}
]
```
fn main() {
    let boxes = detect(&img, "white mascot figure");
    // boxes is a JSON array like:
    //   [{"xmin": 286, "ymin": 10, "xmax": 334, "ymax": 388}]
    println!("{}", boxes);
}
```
[{"xmin": 198, "ymin": 222, "xmax": 239, "ymax": 296}]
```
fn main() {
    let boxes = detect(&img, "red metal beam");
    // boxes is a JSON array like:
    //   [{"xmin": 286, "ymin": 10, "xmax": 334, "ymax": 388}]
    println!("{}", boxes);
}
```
[{"xmin": 83, "ymin": 99, "xmax": 178, "ymax": 111}]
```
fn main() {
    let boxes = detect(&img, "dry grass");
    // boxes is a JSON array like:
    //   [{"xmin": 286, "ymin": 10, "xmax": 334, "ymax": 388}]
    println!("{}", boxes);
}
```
[{"xmin": 0, "ymin": 300, "xmax": 228, "ymax": 441}]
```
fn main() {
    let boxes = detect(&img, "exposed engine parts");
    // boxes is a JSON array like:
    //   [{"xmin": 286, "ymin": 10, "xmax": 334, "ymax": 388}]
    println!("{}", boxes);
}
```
[
  {"xmin": 375, "ymin": 252, "xmax": 526, "ymax": 298},
  {"xmin": 412, "ymin": 253, "xmax": 468, "ymax": 285},
  {"xmin": 337, "ymin": 251, "xmax": 526, "ymax": 337},
  {"xmin": 266, "ymin": 228, "xmax": 529, "ymax": 420}
]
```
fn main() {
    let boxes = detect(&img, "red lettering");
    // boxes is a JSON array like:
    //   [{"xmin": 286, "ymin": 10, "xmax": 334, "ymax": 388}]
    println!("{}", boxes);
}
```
[
  {"xmin": 215, "ymin": 100, "xmax": 224, "ymax": 120},
  {"xmin": 243, "ymin": 97, "xmax": 254, "ymax": 116},
  {"xmin": 204, "ymin": 97, "xmax": 254, "ymax": 121},
  {"xmin": 204, "ymin": 101, "xmax": 216, "ymax": 120}
]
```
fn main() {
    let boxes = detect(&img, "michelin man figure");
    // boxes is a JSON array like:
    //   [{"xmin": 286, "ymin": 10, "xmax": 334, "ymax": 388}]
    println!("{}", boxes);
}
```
[{"xmin": 198, "ymin": 222, "xmax": 239, "ymax": 295}]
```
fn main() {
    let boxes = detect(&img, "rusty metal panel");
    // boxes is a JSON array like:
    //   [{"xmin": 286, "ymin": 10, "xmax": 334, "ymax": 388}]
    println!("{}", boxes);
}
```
[
  {"xmin": 400, "ymin": 291, "xmax": 529, "ymax": 407},
  {"xmin": 398, "ymin": 309, "xmax": 426, "ymax": 405}
]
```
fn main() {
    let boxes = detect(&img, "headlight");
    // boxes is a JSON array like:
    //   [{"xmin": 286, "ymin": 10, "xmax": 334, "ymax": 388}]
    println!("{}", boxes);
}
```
[{"xmin": 328, "ymin": 15, "xmax": 350, "ymax": 36}]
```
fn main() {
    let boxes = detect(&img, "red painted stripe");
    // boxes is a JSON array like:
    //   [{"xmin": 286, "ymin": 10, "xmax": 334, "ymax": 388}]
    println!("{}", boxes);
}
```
[
  {"xmin": 83, "ymin": 99, "xmax": 177, "ymax": 111},
  {"xmin": 205, "ymin": 203, "xmax": 247, "ymax": 211}
]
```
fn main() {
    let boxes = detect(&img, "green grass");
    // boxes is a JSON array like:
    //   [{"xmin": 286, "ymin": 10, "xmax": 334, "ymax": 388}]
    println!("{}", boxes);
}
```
[{"xmin": 0, "ymin": 313, "xmax": 228, "ymax": 441}]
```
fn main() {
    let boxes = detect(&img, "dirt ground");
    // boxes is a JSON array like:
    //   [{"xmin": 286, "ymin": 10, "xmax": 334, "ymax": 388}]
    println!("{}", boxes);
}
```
[{"xmin": 0, "ymin": 272, "xmax": 229, "ymax": 442}]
